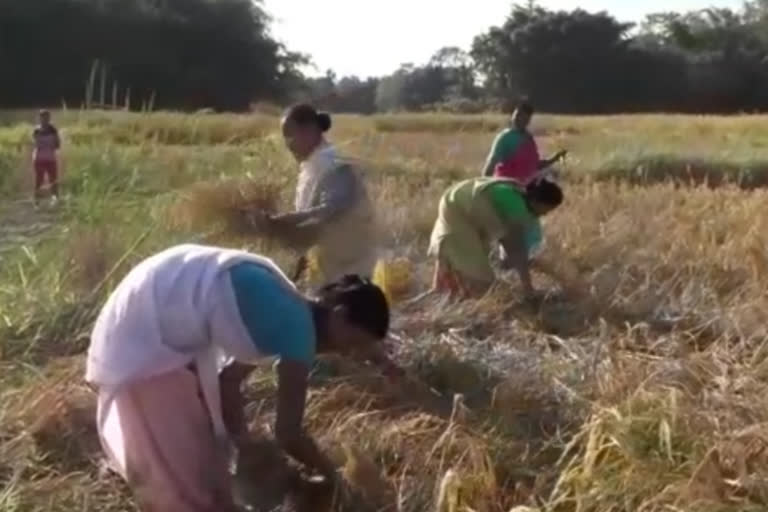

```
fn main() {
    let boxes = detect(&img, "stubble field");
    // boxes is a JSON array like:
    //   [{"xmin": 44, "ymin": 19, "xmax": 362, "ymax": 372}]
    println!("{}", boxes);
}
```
[{"xmin": 2, "ymin": 110, "xmax": 768, "ymax": 511}]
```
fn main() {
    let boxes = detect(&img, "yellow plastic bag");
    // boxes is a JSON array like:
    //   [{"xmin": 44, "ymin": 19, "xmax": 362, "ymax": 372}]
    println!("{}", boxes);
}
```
[
  {"xmin": 305, "ymin": 247, "xmax": 322, "ymax": 285},
  {"xmin": 372, "ymin": 257, "xmax": 412, "ymax": 304}
]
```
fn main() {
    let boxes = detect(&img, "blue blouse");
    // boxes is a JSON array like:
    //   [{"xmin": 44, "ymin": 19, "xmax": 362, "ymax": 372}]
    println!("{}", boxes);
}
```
[{"xmin": 227, "ymin": 262, "xmax": 316, "ymax": 366}]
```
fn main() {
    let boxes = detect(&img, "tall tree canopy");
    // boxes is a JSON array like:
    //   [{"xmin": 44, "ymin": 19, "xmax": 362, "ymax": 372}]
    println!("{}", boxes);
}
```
[
  {"xmin": 467, "ymin": 1, "xmax": 768, "ymax": 113},
  {"xmin": 5, "ymin": 0, "xmax": 768, "ymax": 113},
  {"xmin": 0, "ymin": 0, "xmax": 306, "ymax": 110}
]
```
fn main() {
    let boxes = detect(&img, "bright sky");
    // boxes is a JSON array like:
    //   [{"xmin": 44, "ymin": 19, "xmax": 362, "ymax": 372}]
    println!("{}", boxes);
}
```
[{"xmin": 263, "ymin": 0, "xmax": 742, "ymax": 78}]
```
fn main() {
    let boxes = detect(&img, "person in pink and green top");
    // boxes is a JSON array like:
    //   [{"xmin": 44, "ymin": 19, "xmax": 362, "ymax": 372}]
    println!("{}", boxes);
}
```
[{"xmin": 481, "ymin": 101, "xmax": 566, "ymax": 185}]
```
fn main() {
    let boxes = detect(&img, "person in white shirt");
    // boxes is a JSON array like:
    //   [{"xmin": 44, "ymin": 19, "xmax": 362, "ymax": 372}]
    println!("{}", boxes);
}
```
[
  {"xmin": 86, "ymin": 244, "xmax": 392, "ymax": 511},
  {"xmin": 253, "ymin": 104, "xmax": 378, "ymax": 288}
]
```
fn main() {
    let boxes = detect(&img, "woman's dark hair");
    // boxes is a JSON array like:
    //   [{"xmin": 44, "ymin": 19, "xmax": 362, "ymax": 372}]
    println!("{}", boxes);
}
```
[
  {"xmin": 526, "ymin": 178, "xmax": 563, "ymax": 207},
  {"xmin": 317, "ymin": 275, "xmax": 390, "ymax": 339},
  {"xmin": 516, "ymin": 100, "xmax": 534, "ymax": 116},
  {"xmin": 285, "ymin": 103, "xmax": 332, "ymax": 133}
]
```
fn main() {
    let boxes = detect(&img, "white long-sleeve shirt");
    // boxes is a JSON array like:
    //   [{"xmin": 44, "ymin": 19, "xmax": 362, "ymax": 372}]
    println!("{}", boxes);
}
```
[
  {"xmin": 289, "ymin": 143, "xmax": 378, "ymax": 285},
  {"xmin": 86, "ymin": 244, "xmax": 296, "ymax": 474}
]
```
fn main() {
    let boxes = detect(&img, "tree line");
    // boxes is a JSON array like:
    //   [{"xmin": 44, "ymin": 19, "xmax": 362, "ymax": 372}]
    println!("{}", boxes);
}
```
[
  {"xmin": 0, "ymin": 0, "xmax": 306, "ymax": 111},
  {"xmin": 308, "ymin": 1, "xmax": 768, "ymax": 114},
  {"xmin": 3, "ymin": 0, "xmax": 768, "ymax": 113}
]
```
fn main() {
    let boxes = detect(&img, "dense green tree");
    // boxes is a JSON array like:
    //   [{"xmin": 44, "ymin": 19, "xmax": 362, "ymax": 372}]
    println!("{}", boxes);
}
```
[
  {"xmin": 374, "ymin": 53, "xmax": 480, "ymax": 112},
  {"xmin": 0, "ymin": 0, "xmax": 306, "ymax": 110},
  {"xmin": 375, "ymin": 65, "xmax": 411, "ymax": 112},
  {"xmin": 471, "ymin": 6, "xmax": 642, "ymax": 113},
  {"xmin": 6, "ymin": 0, "xmax": 768, "ymax": 113},
  {"xmin": 638, "ymin": 5, "xmax": 768, "ymax": 111},
  {"xmin": 429, "ymin": 47, "xmax": 479, "ymax": 101},
  {"xmin": 333, "ymin": 76, "xmax": 379, "ymax": 114},
  {"xmin": 468, "ymin": 2, "xmax": 768, "ymax": 113}
]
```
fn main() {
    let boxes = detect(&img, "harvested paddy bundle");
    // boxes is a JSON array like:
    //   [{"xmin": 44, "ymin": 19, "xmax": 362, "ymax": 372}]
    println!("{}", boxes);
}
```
[
  {"xmin": 167, "ymin": 178, "xmax": 331, "ymax": 264},
  {"xmin": 166, "ymin": 178, "xmax": 283, "ymax": 240}
]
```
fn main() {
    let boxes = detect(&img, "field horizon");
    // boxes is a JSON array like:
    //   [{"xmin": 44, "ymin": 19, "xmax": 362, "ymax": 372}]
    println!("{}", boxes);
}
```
[{"xmin": 2, "ymin": 110, "xmax": 768, "ymax": 511}]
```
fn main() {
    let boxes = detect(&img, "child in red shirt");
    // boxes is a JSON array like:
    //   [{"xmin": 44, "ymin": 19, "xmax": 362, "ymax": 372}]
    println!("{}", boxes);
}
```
[{"xmin": 32, "ymin": 110, "xmax": 61, "ymax": 205}]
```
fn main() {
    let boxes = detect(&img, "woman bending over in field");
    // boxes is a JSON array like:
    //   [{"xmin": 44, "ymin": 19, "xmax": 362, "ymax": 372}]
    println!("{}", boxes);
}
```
[
  {"xmin": 252, "ymin": 104, "xmax": 376, "ymax": 288},
  {"xmin": 86, "ymin": 244, "xmax": 391, "ymax": 511},
  {"xmin": 427, "ymin": 178, "xmax": 563, "ymax": 300},
  {"xmin": 480, "ymin": 101, "xmax": 567, "ymax": 264}
]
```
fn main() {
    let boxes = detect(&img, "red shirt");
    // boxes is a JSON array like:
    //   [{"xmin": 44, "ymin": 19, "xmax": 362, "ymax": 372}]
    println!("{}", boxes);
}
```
[
  {"xmin": 33, "ymin": 124, "xmax": 60, "ymax": 163},
  {"xmin": 494, "ymin": 134, "xmax": 540, "ymax": 185}
]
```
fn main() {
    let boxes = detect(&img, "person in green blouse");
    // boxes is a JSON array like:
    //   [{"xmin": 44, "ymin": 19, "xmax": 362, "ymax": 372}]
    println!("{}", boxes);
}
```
[{"xmin": 427, "ymin": 177, "xmax": 563, "ymax": 299}]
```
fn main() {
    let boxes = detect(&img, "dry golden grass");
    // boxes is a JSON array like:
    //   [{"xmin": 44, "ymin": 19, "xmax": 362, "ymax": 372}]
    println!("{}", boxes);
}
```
[
  {"xmin": 166, "ymin": 178, "xmax": 281, "ymax": 236},
  {"xmin": 3, "ymin": 111, "xmax": 768, "ymax": 511},
  {"xmin": 65, "ymin": 227, "xmax": 116, "ymax": 291}
]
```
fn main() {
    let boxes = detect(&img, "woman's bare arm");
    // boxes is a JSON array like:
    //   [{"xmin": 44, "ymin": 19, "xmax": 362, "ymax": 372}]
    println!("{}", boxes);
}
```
[
  {"xmin": 274, "ymin": 359, "xmax": 337, "ymax": 479},
  {"xmin": 219, "ymin": 362, "xmax": 257, "ymax": 443},
  {"xmin": 538, "ymin": 150, "xmax": 567, "ymax": 170},
  {"xmin": 264, "ymin": 168, "xmax": 358, "ymax": 248},
  {"xmin": 500, "ymin": 223, "xmax": 535, "ymax": 297}
]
